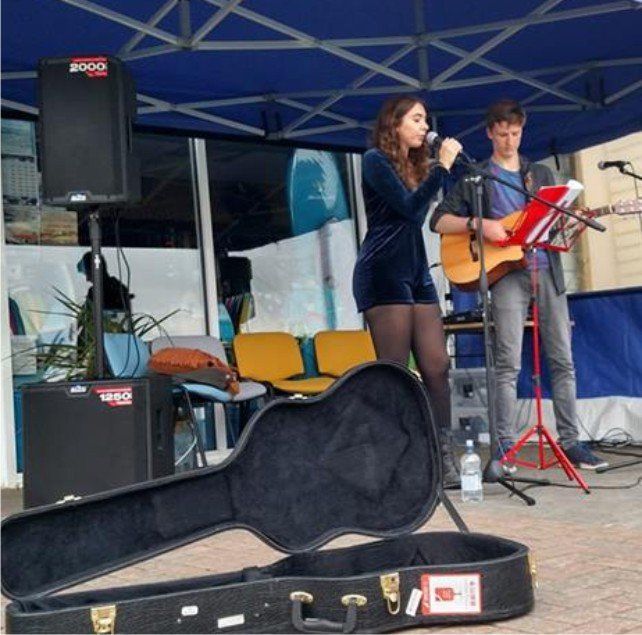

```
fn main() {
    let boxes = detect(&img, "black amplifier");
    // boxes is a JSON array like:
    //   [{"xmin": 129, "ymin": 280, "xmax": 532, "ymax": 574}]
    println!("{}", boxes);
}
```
[{"xmin": 21, "ymin": 375, "xmax": 174, "ymax": 508}]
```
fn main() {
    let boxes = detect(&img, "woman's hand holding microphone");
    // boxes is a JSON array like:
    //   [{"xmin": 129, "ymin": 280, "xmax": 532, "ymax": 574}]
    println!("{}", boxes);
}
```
[{"xmin": 438, "ymin": 137, "xmax": 463, "ymax": 172}]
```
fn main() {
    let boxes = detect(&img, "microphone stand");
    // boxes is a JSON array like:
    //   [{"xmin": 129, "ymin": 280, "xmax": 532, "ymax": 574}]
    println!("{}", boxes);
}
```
[
  {"xmin": 618, "ymin": 165, "xmax": 642, "ymax": 233},
  {"xmin": 619, "ymin": 165, "xmax": 642, "ymax": 182},
  {"xmin": 461, "ymin": 160, "xmax": 605, "ymax": 505},
  {"xmin": 464, "ymin": 174, "xmax": 537, "ymax": 505}
]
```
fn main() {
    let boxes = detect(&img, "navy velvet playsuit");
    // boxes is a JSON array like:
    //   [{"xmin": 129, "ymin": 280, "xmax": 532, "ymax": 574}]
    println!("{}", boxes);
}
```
[{"xmin": 352, "ymin": 149, "xmax": 448, "ymax": 312}]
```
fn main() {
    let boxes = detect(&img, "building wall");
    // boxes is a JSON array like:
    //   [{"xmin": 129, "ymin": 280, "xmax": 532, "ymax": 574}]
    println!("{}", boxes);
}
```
[
  {"xmin": 539, "ymin": 154, "xmax": 583, "ymax": 293},
  {"xmin": 574, "ymin": 132, "xmax": 642, "ymax": 291}
]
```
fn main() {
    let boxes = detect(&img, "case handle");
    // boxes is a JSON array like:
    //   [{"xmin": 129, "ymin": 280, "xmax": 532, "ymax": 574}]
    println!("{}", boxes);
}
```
[{"xmin": 290, "ymin": 591, "xmax": 367, "ymax": 634}]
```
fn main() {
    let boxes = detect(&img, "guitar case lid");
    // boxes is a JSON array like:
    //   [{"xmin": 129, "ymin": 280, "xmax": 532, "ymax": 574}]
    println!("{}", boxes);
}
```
[{"xmin": 1, "ymin": 362, "xmax": 446, "ymax": 601}]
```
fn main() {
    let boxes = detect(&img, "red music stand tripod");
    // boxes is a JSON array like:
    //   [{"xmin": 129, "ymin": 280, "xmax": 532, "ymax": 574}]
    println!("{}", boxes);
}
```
[{"xmin": 499, "ymin": 203, "xmax": 589, "ymax": 493}]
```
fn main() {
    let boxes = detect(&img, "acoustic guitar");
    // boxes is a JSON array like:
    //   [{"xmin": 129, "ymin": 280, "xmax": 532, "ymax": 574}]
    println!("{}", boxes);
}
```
[{"xmin": 440, "ymin": 198, "xmax": 642, "ymax": 291}]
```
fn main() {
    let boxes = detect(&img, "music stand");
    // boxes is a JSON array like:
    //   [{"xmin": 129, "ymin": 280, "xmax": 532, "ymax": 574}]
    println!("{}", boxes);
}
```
[{"xmin": 494, "ymin": 187, "xmax": 590, "ymax": 491}]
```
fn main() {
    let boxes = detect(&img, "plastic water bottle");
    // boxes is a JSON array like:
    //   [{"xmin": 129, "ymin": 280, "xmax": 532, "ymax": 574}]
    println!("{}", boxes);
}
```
[{"xmin": 460, "ymin": 439, "xmax": 483, "ymax": 502}]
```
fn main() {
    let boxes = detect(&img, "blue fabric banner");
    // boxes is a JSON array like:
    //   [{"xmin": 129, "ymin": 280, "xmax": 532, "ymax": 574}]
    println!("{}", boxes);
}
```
[{"xmin": 454, "ymin": 286, "xmax": 642, "ymax": 399}]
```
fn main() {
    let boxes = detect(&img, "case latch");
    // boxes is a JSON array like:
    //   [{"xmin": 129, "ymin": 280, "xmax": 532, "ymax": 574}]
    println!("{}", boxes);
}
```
[
  {"xmin": 380, "ymin": 572, "xmax": 400, "ymax": 615},
  {"xmin": 91, "ymin": 605, "xmax": 117, "ymax": 634}
]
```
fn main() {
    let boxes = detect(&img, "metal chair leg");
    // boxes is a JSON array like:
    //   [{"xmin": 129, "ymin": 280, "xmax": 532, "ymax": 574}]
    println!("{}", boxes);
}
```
[
  {"xmin": 239, "ymin": 401, "xmax": 247, "ymax": 433},
  {"xmin": 180, "ymin": 388, "xmax": 208, "ymax": 468}
]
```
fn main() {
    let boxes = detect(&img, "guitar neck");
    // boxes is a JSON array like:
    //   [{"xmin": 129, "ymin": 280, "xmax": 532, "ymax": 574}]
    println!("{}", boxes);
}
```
[
  {"xmin": 590, "ymin": 204, "xmax": 612, "ymax": 218},
  {"xmin": 589, "ymin": 198, "xmax": 642, "ymax": 217}
]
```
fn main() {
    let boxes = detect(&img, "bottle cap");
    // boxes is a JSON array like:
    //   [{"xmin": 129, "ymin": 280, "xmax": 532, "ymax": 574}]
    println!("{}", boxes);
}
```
[{"xmin": 466, "ymin": 439, "xmax": 474, "ymax": 449}]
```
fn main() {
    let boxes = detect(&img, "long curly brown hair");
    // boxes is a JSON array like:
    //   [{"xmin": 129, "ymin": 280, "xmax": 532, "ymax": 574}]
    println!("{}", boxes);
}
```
[{"xmin": 372, "ymin": 96, "xmax": 430, "ymax": 189}]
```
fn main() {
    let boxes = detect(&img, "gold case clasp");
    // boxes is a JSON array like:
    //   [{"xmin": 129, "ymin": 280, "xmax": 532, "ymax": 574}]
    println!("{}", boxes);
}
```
[
  {"xmin": 91, "ymin": 605, "xmax": 116, "ymax": 634},
  {"xmin": 528, "ymin": 551, "xmax": 539, "ymax": 590},
  {"xmin": 380, "ymin": 572, "xmax": 401, "ymax": 615}
]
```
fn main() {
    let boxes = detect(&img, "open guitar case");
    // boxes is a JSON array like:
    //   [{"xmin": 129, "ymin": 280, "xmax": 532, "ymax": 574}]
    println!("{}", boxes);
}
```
[{"xmin": 1, "ymin": 362, "xmax": 535, "ymax": 633}]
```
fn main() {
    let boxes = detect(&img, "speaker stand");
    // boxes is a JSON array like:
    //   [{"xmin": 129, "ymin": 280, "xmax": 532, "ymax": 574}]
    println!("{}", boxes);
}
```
[{"xmin": 88, "ymin": 207, "xmax": 106, "ymax": 379}]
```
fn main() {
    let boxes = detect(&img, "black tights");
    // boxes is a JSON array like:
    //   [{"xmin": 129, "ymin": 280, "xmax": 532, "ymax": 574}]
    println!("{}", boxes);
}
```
[{"xmin": 364, "ymin": 303, "xmax": 451, "ymax": 433}]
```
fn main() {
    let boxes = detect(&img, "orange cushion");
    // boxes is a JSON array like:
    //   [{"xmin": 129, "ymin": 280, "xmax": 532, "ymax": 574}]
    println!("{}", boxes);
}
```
[{"xmin": 149, "ymin": 347, "xmax": 239, "ymax": 394}]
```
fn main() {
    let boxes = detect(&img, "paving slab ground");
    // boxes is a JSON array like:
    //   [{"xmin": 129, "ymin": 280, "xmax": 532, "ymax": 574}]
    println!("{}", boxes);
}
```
[{"xmin": 2, "ymin": 445, "xmax": 641, "ymax": 634}]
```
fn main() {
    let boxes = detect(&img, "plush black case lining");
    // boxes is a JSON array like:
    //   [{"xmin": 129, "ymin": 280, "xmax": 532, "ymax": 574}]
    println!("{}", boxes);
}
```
[{"xmin": 2, "ymin": 363, "xmax": 440, "ymax": 600}]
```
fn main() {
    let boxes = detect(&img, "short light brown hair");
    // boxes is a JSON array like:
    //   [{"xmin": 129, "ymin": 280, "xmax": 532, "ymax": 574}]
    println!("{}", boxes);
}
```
[{"xmin": 485, "ymin": 99, "xmax": 526, "ymax": 129}]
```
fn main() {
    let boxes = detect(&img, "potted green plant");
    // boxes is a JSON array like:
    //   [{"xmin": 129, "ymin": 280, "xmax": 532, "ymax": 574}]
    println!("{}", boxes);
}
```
[{"xmin": 34, "ymin": 287, "xmax": 180, "ymax": 381}]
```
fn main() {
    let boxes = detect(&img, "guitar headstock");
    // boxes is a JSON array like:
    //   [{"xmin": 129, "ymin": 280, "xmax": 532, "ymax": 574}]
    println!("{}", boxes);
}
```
[{"xmin": 612, "ymin": 198, "xmax": 642, "ymax": 216}]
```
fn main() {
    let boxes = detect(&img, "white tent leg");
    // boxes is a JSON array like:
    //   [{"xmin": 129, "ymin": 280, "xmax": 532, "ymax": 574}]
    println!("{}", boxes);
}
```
[{"xmin": 1, "ymin": 201, "xmax": 21, "ymax": 489}]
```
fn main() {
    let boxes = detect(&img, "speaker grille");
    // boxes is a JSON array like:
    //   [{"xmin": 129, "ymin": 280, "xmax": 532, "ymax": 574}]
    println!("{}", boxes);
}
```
[
  {"xmin": 22, "ymin": 376, "xmax": 174, "ymax": 508},
  {"xmin": 38, "ymin": 55, "xmax": 140, "ymax": 205}
]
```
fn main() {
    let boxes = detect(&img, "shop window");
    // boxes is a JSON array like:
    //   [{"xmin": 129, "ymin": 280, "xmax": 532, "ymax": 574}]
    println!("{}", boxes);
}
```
[
  {"xmin": 205, "ymin": 140, "xmax": 361, "ymax": 340},
  {"xmin": 2, "ymin": 120, "xmax": 206, "ymax": 385}
]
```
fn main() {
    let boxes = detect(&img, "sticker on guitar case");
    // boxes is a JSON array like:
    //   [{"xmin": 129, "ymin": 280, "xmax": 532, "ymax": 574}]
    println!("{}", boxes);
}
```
[
  {"xmin": 217, "ymin": 614, "xmax": 245, "ymax": 629},
  {"xmin": 420, "ymin": 573, "xmax": 482, "ymax": 615},
  {"xmin": 405, "ymin": 588, "xmax": 423, "ymax": 616}
]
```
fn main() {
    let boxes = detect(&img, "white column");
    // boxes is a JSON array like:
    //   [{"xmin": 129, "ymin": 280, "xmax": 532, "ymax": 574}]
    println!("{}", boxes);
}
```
[
  {"xmin": 191, "ymin": 138, "xmax": 220, "ymax": 336},
  {"xmin": 191, "ymin": 138, "xmax": 228, "ymax": 452},
  {"xmin": 350, "ymin": 153, "xmax": 367, "ymax": 245},
  {"xmin": 1, "ymin": 204, "xmax": 21, "ymax": 488}
]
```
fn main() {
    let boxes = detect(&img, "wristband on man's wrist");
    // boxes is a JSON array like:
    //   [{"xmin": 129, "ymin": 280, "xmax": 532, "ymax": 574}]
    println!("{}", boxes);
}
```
[{"xmin": 466, "ymin": 216, "xmax": 476, "ymax": 232}]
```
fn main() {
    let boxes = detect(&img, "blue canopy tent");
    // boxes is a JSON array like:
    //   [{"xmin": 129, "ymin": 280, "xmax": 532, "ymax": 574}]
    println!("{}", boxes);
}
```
[
  {"xmin": 2, "ymin": 0, "xmax": 642, "ymax": 158},
  {"xmin": 2, "ymin": 1, "xmax": 641, "ymax": 448}
]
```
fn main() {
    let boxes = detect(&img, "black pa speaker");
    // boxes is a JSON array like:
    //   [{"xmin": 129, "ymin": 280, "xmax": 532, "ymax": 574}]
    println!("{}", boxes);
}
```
[
  {"xmin": 21, "ymin": 375, "xmax": 174, "ymax": 508},
  {"xmin": 38, "ymin": 55, "xmax": 140, "ymax": 205}
]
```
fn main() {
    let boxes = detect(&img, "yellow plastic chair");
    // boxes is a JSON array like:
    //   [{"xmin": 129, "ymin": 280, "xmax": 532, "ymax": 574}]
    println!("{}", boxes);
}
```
[
  {"xmin": 314, "ymin": 330, "xmax": 377, "ymax": 378},
  {"xmin": 233, "ymin": 332, "xmax": 334, "ymax": 395}
]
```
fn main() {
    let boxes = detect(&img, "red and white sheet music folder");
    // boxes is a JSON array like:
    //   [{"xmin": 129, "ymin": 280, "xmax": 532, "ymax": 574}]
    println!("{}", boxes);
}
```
[{"xmin": 500, "ymin": 179, "xmax": 584, "ymax": 249}]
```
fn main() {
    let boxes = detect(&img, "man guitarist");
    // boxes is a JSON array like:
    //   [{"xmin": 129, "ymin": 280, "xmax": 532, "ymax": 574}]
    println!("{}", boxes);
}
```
[{"xmin": 431, "ymin": 99, "xmax": 608, "ymax": 471}]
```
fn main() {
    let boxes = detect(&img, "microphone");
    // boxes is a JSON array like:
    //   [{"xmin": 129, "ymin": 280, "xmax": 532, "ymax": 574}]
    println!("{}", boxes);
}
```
[
  {"xmin": 597, "ymin": 160, "xmax": 630, "ymax": 170},
  {"xmin": 426, "ymin": 131, "xmax": 475, "ymax": 164}
]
